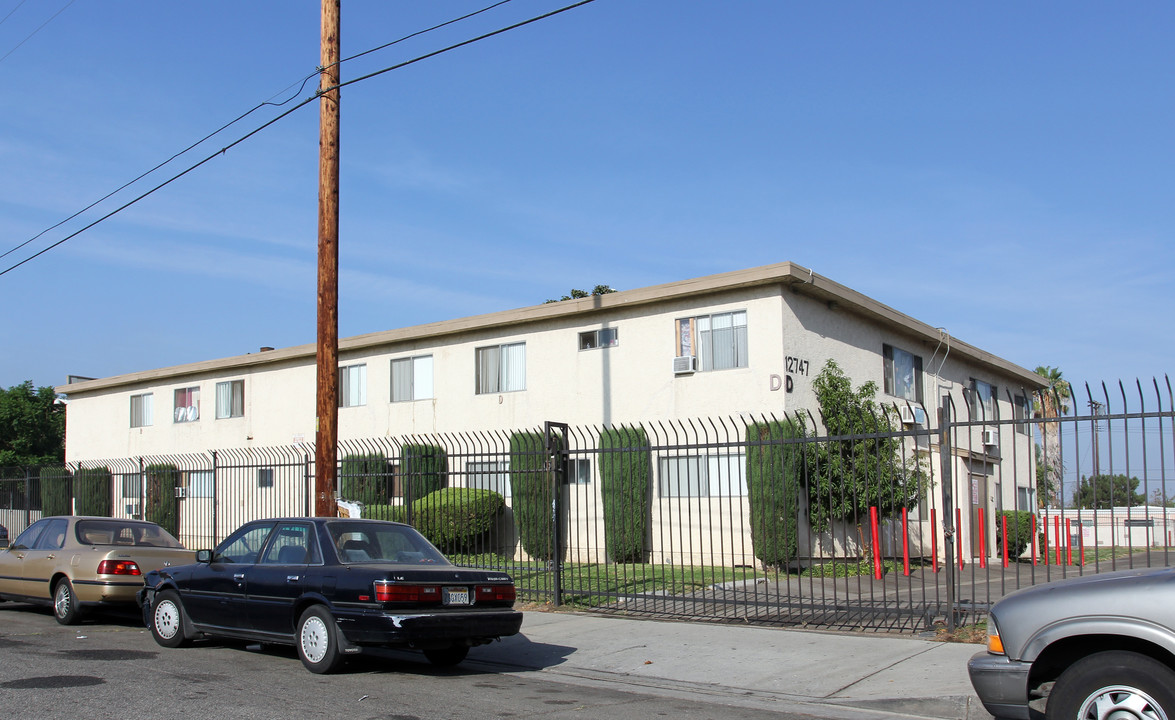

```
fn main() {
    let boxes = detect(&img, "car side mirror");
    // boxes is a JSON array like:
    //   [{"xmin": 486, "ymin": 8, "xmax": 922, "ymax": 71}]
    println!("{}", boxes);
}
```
[{"xmin": 196, "ymin": 549, "xmax": 213, "ymax": 563}]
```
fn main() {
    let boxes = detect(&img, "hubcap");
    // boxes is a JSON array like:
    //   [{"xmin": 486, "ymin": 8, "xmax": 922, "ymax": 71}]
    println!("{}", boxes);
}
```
[
  {"xmin": 1080, "ymin": 685, "xmax": 1168, "ymax": 720},
  {"xmin": 154, "ymin": 601, "xmax": 180, "ymax": 639},
  {"xmin": 54, "ymin": 584, "xmax": 70, "ymax": 618},
  {"xmin": 300, "ymin": 616, "xmax": 328, "ymax": 663}
]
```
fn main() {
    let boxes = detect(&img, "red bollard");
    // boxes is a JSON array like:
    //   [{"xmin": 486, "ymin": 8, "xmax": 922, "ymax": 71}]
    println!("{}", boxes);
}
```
[
  {"xmin": 1065, "ymin": 519, "xmax": 1073, "ymax": 566},
  {"xmin": 1002, "ymin": 514, "xmax": 1009, "ymax": 568},
  {"xmin": 870, "ymin": 506, "xmax": 883, "ymax": 580},
  {"xmin": 1055, "ymin": 516, "xmax": 1062, "ymax": 565},
  {"xmin": 902, "ymin": 508, "xmax": 910, "ymax": 576},
  {"xmin": 957, "ymin": 508, "xmax": 965, "ymax": 570},
  {"xmin": 1031, "ymin": 513, "xmax": 1038, "ymax": 566},
  {"xmin": 978, "ymin": 508, "xmax": 987, "ymax": 569},
  {"xmin": 931, "ymin": 508, "xmax": 938, "ymax": 573}
]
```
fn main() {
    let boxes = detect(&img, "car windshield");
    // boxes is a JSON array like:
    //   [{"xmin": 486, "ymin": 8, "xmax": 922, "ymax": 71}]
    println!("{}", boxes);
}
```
[
  {"xmin": 327, "ymin": 522, "xmax": 449, "ymax": 565},
  {"xmin": 76, "ymin": 520, "xmax": 184, "ymax": 548}
]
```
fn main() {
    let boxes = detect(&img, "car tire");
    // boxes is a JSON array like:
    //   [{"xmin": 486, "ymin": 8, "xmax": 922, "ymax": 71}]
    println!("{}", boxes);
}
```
[
  {"xmin": 1046, "ymin": 650, "xmax": 1175, "ymax": 720},
  {"xmin": 52, "ymin": 578, "xmax": 81, "ymax": 625},
  {"xmin": 423, "ymin": 644, "xmax": 470, "ymax": 667},
  {"xmin": 297, "ymin": 605, "xmax": 343, "ymax": 674},
  {"xmin": 150, "ymin": 590, "xmax": 192, "ymax": 648}
]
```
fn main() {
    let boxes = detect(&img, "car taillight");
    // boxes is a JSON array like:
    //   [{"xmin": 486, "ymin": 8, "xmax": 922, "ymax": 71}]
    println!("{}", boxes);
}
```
[
  {"xmin": 476, "ymin": 585, "xmax": 516, "ymax": 603},
  {"xmin": 97, "ymin": 560, "xmax": 141, "ymax": 576},
  {"xmin": 374, "ymin": 581, "xmax": 441, "ymax": 603}
]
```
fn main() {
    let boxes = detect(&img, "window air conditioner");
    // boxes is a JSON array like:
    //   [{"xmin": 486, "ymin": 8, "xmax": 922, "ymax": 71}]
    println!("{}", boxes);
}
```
[
  {"xmin": 125, "ymin": 502, "xmax": 142, "ymax": 517},
  {"xmin": 983, "ymin": 429, "xmax": 999, "ymax": 447},
  {"xmin": 899, "ymin": 405, "xmax": 927, "ymax": 426},
  {"xmin": 673, "ymin": 356, "xmax": 698, "ymax": 375}
]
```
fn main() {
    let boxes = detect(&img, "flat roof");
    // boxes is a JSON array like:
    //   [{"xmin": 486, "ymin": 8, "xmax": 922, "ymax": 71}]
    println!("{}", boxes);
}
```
[{"xmin": 58, "ymin": 261, "xmax": 1046, "ymax": 395}]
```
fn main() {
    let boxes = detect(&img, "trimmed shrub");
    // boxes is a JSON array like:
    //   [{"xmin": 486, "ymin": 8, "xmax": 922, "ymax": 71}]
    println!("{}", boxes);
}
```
[
  {"xmin": 339, "ymin": 453, "xmax": 391, "ymax": 505},
  {"xmin": 359, "ymin": 504, "xmax": 407, "ymax": 523},
  {"xmin": 401, "ymin": 443, "xmax": 447, "ymax": 503},
  {"xmin": 746, "ymin": 419, "xmax": 804, "ymax": 568},
  {"xmin": 598, "ymin": 426, "xmax": 650, "ymax": 563},
  {"xmin": 145, "ymin": 464, "xmax": 179, "ymax": 536},
  {"xmin": 39, "ymin": 466, "xmax": 72, "ymax": 516},
  {"xmin": 510, "ymin": 431, "xmax": 557, "ymax": 561},
  {"xmin": 996, "ymin": 510, "xmax": 1035, "ymax": 560},
  {"xmin": 412, "ymin": 488, "xmax": 504, "ymax": 553},
  {"xmin": 75, "ymin": 466, "xmax": 113, "ymax": 517}
]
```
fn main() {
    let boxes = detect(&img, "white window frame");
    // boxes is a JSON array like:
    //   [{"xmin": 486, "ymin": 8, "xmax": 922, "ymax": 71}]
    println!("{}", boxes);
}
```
[
  {"xmin": 1014, "ymin": 394, "xmax": 1030, "ymax": 435},
  {"xmin": 578, "ymin": 328, "xmax": 619, "ymax": 351},
  {"xmin": 391, "ymin": 355, "xmax": 433, "ymax": 402},
  {"xmin": 339, "ymin": 364, "xmax": 367, "ymax": 408},
  {"xmin": 675, "ymin": 311, "xmax": 748, "ymax": 372},
  {"xmin": 130, "ymin": 393, "xmax": 153, "ymax": 428},
  {"xmin": 883, "ymin": 344, "xmax": 923, "ymax": 403},
  {"xmin": 475, "ymin": 342, "xmax": 525, "ymax": 394},
  {"xmin": 970, "ymin": 379, "xmax": 997, "ymax": 421},
  {"xmin": 186, "ymin": 470, "xmax": 214, "ymax": 499},
  {"xmin": 173, "ymin": 386, "xmax": 200, "ymax": 423},
  {"xmin": 215, "ymin": 380, "xmax": 245, "ymax": 419},
  {"xmin": 657, "ymin": 454, "xmax": 747, "ymax": 498},
  {"xmin": 467, "ymin": 461, "xmax": 511, "ymax": 497}
]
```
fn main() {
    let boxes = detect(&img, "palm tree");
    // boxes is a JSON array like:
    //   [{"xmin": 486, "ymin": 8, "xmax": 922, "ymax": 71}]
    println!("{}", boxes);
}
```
[{"xmin": 1032, "ymin": 365, "xmax": 1071, "ymax": 507}]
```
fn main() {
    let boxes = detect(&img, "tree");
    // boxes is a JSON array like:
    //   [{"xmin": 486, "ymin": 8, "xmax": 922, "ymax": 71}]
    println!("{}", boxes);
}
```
[
  {"xmin": 802, "ymin": 360, "xmax": 926, "ymax": 534},
  {"xmin": 0, "ymin": 381, "xmax": 65, "ymax": 467},
  {"xmin": 1073, "ymin": 474, "xmax": 1145, "ymax": 509},
  {"xmin": 544, "ymin": 285, "xmax": 617, "ymax": 303},
  {"xmin": 1032, "ymin": 366, "xmax": 1071, "ymax": 507}
]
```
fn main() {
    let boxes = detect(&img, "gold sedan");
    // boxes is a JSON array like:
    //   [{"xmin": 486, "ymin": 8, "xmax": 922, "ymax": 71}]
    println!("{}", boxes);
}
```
[{"xmin": 0, "ymin": 516, "xmax": 195, "ymax": 624}]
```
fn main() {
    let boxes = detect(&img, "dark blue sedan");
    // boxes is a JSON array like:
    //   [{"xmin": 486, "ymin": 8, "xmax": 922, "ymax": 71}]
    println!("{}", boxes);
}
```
[{"xmin": 140, "ymin": 517, "xmax": 523, "ymax": 673}]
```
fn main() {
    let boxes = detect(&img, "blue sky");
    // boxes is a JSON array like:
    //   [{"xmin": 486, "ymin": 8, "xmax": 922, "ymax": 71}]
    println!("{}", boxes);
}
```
[{"xmin": 1, "ymin": 1, "xmax": 1171, "ymax": 401}]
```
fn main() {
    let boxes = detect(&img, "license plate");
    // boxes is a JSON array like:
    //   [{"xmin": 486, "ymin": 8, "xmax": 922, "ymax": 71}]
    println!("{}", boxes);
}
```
[{"xmin": 442, "ymin": 586, "xmax": 470, "ymax": 606}]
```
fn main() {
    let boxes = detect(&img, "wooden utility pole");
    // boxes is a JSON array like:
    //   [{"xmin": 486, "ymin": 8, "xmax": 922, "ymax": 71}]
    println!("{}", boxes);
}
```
[{"xmin": 314, "ymin": 0, "xmax": 341, "ymax": 518}]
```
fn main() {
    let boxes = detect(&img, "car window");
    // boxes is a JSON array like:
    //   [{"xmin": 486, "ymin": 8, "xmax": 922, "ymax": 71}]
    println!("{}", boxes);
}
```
[
  {"xmin": 32, "ymin": 518, "xmax": 69, "ymax": 550},
  {"xmin": 76, "ymin": 520, "xmax": 184, "ymax": 548},
  {"xmin": 215, "ymin": 523, "xmax": 275, "ymax": 564},
  {"xmin": 11, "ymin": 520, "xmax": 49, "ymax": 550},
  {"xmin": 259, "ymin": 523, "xmax": 320, "ymax": 565},
  {"xmin": 328, "ymin": 522, "xmax": 449, "ymax": 565}
]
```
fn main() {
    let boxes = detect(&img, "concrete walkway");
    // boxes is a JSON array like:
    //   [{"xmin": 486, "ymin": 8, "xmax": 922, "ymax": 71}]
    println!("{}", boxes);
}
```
[{"xmin": 468, "ymin": 610, "xmax": 993, "ymax": 719}]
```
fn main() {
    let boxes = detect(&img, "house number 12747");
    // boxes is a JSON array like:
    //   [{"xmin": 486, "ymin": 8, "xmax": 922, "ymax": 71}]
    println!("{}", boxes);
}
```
[{"xmin": 785, "ymin": 356, "xmax": 809, "ymax": 376}]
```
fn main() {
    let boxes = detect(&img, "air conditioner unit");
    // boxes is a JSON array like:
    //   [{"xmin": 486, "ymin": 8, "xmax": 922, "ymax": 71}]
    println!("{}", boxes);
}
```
[
  {"xmin": 673, "ymin": 356, "xmax": 698, "ymax": 374},
  {"xmin": 174, "ymin": 486, "xmax": 187, "ymax": 499},
  {"xmin": 983, "ymin": 429, "xmax": 999, "ymax": 447},
  {"xmin": 125, "ymin": 502, "xmax": 142, "ymax": 517},
  {"xmin": 899, "ymin": 405, "xmax": 927, "ymax": 426}
]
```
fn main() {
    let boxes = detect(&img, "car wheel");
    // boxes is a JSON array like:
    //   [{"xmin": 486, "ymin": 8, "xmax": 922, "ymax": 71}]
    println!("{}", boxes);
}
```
[
  {"xmin": 1047, "ymin": 650, "xmax": 1175, "ymax": 720},
  {"xmin": 52, "ymin": 579, "xmax": 81, "ymax": 625},
  {"xmin": 423, "ymin": 644, "xmax": 470, "ymax": 667},
  {"xmin": 297, "ymin": 606, "xmax": 343, "ymax": 674},
  {"xmin": 150, "ymin": 590, "xmax": 192, "ymax": 648}
]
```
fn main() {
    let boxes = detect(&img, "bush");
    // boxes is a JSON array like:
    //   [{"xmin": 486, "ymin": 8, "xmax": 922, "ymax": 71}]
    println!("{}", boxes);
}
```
[
  {"xmin": 510, "ymin": 431, "xmax": 558, "ymax": 561},
  {"xmin": 145, "ymin": 464, "xmax": 179, "ymax": 536},
  {"xmin": 339, "ymin": 453, "xmax": 391, "ymax": 505},
  {"xmin": 400, "ymin": 443, "xmax": 447, "ymax": 503},
  {"xmin": 39, "ymin": 466, "xmax": 71, "ymax": 516},
  {"xmin": 996, "ymin": 510, "xmax": 1035, "ymax": 560},
  {"xmin": 358, "ymin": 504, "xmax": 407, "ymax": 523},
  {"xmin": 411, "ymin": 488, "xmax": 504, "ymax": 553},
  {"xmin": 599, "ymin": 426, "xmax": 650, "ymax": 563},
  {"xmin": 75, "ymin": 467, "xmax": 112, "ymax": 517},
  {"xmin": 746, "ymin": 420, "xmax": 803, "ymax": 568}
]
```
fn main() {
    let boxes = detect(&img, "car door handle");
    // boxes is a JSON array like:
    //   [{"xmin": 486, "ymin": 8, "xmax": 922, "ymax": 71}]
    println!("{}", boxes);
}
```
[
  {"xmin": 286, "ymin": 576, "xmax": 300, "ymax": 582},
  {"xmin": 233, "ymin": 573, "xmax": 245, "ymax": 582}
]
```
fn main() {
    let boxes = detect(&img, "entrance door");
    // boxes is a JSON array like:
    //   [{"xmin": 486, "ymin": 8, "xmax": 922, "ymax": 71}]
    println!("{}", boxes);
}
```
[{"xmin": 970, "ymin": 473, "xmax": 989, "ymax": 558}]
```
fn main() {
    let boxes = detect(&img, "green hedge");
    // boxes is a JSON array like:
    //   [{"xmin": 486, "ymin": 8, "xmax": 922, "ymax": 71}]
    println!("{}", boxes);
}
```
[
  {"xmin": 401, "ymin": 443, "xmax": 447, "ymax": 502},
  {"xmin": 599, "ymin": 426, "xmax": 650, "ymax": 563},
  {"xmin": 996, "ymin": 510, "xmax": 1035, "ymax": 560},
  {"xmin": 746, "ymin": 419, "xmax": 804, "ymax": 568},
  {"xmin": 39, "ymin": 466, "xmax": 72, "ymax": 516},
  {"xmin": 75, "ymin": 466, "xmax": 112, "ymax": 517},
  {"xmin": 510, "ymin": 431, "xmax": 558, "ymax": 561},
  {"xmin": 411, "ymin": 488, "xmax": 504, "ymax": 553},
  {"xmin": 145, "ymin": 464, "xmax": 179, "ymax": 536},
  {"xmin": 339, "ymin": 453, "xmax": 392, "ymax": 505}
]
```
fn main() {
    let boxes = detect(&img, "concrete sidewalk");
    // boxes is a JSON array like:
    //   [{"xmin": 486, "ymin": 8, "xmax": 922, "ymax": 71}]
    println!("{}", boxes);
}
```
[{"xmin": 467, "ymin": 611, "xmax": 993, "ymax": 719}]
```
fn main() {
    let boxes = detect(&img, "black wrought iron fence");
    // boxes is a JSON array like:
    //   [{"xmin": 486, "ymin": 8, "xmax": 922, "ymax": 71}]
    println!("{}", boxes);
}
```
[{"xmin": 3, "ymin": 379, "xmax": 1171, "ymax": 633}]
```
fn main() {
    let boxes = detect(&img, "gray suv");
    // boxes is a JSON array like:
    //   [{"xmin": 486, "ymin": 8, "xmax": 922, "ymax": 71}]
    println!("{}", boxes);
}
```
[{"xmin": 968, "ymin": 566, "xmax": 1175, "ymax": 719}]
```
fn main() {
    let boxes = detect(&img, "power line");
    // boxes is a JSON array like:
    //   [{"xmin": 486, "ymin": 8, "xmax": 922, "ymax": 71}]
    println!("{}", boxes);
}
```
[
  {"xmin": 0, "ymin": 0, "xmax": 75, "ymax": 65},
  {"xmin": 0, "ymin": 0, "xmax": 598, "ymax": 277},
  {"xmin": 1, "ymin": 0, "xmax": 518, "ymax": 266}
]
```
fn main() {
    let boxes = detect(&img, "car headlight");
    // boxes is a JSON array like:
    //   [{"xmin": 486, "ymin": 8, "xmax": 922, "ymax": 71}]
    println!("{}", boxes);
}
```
[{"xmin": 986, "ymin": 616, "xmax": 1005, "ymax": 655}]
